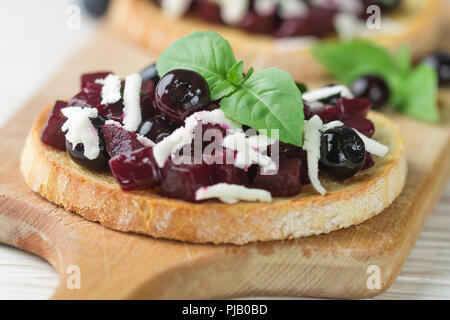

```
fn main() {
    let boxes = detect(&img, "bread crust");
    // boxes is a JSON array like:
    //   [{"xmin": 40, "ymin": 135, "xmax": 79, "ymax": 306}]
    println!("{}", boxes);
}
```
[
  {"xmin": 20, "ymin": 105, "xmax": 406, "ymax": 244},
  {"xmin": 107, "ymin": 0, "xmax": 442, "ymax": 81}
]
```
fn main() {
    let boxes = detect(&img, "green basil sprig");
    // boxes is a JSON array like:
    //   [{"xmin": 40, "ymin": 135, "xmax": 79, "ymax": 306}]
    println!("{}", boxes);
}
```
[
  {"xmin": 156, "ymin": 31, "xmax": 304, "ymax": 146},
  {"xmin": 312, "ymin": 40, "xmax": 440, "ymax": 123}
]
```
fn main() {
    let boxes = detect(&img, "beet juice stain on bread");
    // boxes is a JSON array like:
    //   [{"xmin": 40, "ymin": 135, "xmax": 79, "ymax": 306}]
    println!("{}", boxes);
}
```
[
  {"xmin": 21, "ymin": 32, "xmax": 406, "ymax": 244},
  {"xmin": 107, "ymin": 0, "xmax": 442, "ymax": 81}
]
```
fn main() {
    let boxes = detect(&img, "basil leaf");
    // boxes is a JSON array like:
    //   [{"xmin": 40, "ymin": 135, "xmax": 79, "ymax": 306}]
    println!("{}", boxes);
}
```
[
  {"xmin": 312, "ymin": 40, "xmax": 394, "ymax": 83},
  {"xmin": 220, "ymin": 68, "xmax": 304, "ymax": 146},
  {"xmin": 242, "ymin": 67, "xmax": 254, "ymax": 84},
  {"xmin": 401, "ymin": 63, "xmax": 439, "ymax": 123},
  {"xmin": 312, "ymin": 39, "xmax": 440, "ymax": 123},
  {"xmin": 210, "ymin": 79, "xmax": 237, "ymax": 100},
  {"xmin": 156, "ymin": 31, "xmax": 237, "ymax": 100},
  {"xmin": 227, "ymin": 61, "xmax": 244, "ymax": 86}
]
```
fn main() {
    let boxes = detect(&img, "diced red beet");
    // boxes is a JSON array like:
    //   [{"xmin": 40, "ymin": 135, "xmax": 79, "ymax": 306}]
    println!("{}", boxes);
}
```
[
  {"xmin": 343, "ymin": 117, "xmax": 375, "ymax": 138},
  {"xmin": 161, "ymin": 153, "xmax": 249, "ymax": 202},
  {"xmin": 304, "ymin": 102, "xmax": 340, "ymax": 123},
  {"xmin": 102, "ymin": 124, "xmax": 144, "ymax": 158},
  {"xmin": 68, "ymin": 89, "xmax": 102, "ymax": 110},
  {"xmin": 362, "ymin": 153, "xmax": 375, "ymax": 170},
  {"xmin": 336, "ymin": 98, "xmax": 371, "ymax": 120},
  {"xmin": 99, "ymin": 102, "xmax": 124, "ymax": 123},
  {"xmin": 40, "ymin": 100, "xmax": 68, "ymax": 151},
  {"xmin": 275, "ymin": 7, "xmax": 336, "ymax": 38},
  {"xmin": 161, "ymin": 158, "xmax": 217, "ymax": 202},
  {"xmin": 141, "ymin": 80, "xmax": 156, "ymax": 97},
  {"xmin": 253, "ymin": 158, "xmax": 303, "ymax": 197},
  {"xmin": 196, "ymin": 0, "xmax": 222, "ymax": 23},
  {"xmin": 241, "ymin": 9, "xmax": 277, "ymax": 34},
  {"xmin": 81, "ymin": 71, "xmax": 112, "ymax": 92},
  {"xmin": 207, "ymin": 153, "xmax": 248, "ymax": 186},
  {"xmin": 109, "ymin": 146, "xmax": 160, "ymax": 190}
]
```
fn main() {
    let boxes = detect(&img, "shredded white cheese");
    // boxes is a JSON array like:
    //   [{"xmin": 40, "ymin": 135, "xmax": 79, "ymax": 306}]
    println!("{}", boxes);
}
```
[
  {"xmin": 153, "ymin": 127, "xmax": 194, "ymax": 167},
  {"xmin": 222, "ymin": 131, "xmax": 276, "ymax": 172},
  {"xmin": 254, "ymin": 0, "xmax": 278, "ymax": 15},
  {"xmin": 184, "ymin": 108, "xmax": 242, "ymax": 132},
  {"xmin": 195, "ymin": 183, "xmax": 272, "ymax": 204},
  {"xmin": 152, "ymin": 109, "xmax": 242, "ymax": 168},
  {"xmin": 354, "ymin": 130, "xmax": 389, "ymax": 157},
  {"xmin": 136, "ymin": 135, "xmax": 155, "ymax": 147},
  {"xmin": 303, "ymin": 115, "xmax": 390, "ymax": 195},
  {"xmin": 322, "ymin": 120, "xmax": 344, "ymax": 131},
  {"xmin": 278, "ymin": 0, "xmax": 308, "ymax": 19},
  {"xmin": 122, "ymin": 73, "xmax": 142, "ymax": 132},
  {"xmin": 161, "ymin": 0, "xmax": 192, "ymax": 17},
  {"xmin": 99, "ymin": 74, "xmax": 121, "ymax": 105},
  {"xmin": 302, "ymin": 85, "xmax": 354, "ymax": 102},
  {"xmin": 219, "ymin": 0, "xmax": 249, "ymax": 25},
  {"xmin": 61, "ymin": 107, "xmax": 100, "ymax": 160},
  {"xmin": 303, "ymin": 115, "xmax": 327, "ymax": 195}
]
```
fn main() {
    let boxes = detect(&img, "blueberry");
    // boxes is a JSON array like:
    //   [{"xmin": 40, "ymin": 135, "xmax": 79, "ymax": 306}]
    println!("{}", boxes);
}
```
[
  {"xmin": 319, "ymin": 126, "xmax": 366, "ymax": 181},
  {"xmin": 138, "ymin": 115, "xmax": 178, "ymax": 143},
  {"xmin": 350, "ymin": 75, "xmax": 389, "ymax": 109},
  {"xmin": 140, "ymin": 63, "xmax": 160, "ymax": 84},
  {"xmin": 422, "ymin": 52, "xmax": 450, "ymax": 85},
  {"xmin": 155, "ymin": 69, "xmax": 210, "ymax": 124},
  {"xmin": 82, "ymin": 0, "xmax": 110, "ymax": 18},
  {"xmin": 66, "ymin": 116, "xmax": 109, "ymax": 170}
]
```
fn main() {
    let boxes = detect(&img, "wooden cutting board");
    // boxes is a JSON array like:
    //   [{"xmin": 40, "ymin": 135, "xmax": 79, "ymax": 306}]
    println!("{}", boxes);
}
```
[{"xmin": 0, "ymin": 28, "xmax": 449, "ymax": 300}]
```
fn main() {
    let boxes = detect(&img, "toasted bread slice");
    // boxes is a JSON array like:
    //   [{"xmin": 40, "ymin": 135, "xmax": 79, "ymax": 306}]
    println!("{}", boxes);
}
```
[
  {"xmin": 107, "ymin": 0, "xmax": 442, "ymax": 81},
  {"xmin": 20, "ymin": 105, "xmax": 406, "ymax": 244}
]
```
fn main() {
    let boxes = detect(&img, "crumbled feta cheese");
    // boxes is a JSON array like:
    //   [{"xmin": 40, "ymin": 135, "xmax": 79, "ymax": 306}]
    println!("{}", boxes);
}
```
[
  {"xmin": 279, "ymin": 0, "xmax": 308, "ymax": 19},
  {"xmin": 161, "ymin": 0, "xmax": 193, "ymax": 18},
  {"xmin": 219, "ymin": 0, "xmax": 249, "ymax": 25},
  {"xmin": 100, "ymin": 74, "xmax": 122, "ymax": 105},
  {"xmin": 122, "ymin": 73, "xmax": 142, "ymax": 132},
  {"xmin": 195, "ymin": 183, "xmax": 272, "ymax": 204},
  {"xmin": 303, "ymin": 115, "xmax": 327, "ymax": 195},
  {"xmin": 302, "ymin": 85, "xmax": 354, "ymax": 102},
  {"xmin": 61, "ymin": 107, "xmax": 100, "ymax": 160},
  {"xmin": 355, "ymin": 130, "xmax": 389, "ymax": 157}
]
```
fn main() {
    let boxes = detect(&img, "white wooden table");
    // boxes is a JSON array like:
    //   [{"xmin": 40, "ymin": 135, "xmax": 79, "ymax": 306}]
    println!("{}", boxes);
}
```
[{"xmin": 1, "ymin": 0, "xmax": 449, "ymax": 300}]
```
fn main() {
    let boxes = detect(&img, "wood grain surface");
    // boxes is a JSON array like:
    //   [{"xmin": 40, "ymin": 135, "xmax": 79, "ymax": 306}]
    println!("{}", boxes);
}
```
[{"xmin": 0, "ymin": 28, "xmax": 450, "ymax": 299}]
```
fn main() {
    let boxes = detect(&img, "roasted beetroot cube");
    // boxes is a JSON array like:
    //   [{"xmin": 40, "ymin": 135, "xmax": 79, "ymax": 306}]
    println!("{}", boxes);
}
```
[
  {"xmin": 40, "ymin": 100, "xmax": 68, "ymax": 151},
  {"xmin": 81, "ymin": 71, "xmax": 111, "ymax": 91},
  {"xmin": 161, "ymin": 158, "xmax": 217, "ymax": 202},
  {"xmin": 99, "ymin": 102, "xmax": 124, "ymax": 122},
  {"xmin": 102, "ymin": 124, "xmax": 144, "ymax": 158},
  {"xmin": 275, "ymin": 7, "xmax": 336, "ymax": 38},
  {"xmin": 109, "ymin": 146, "xmax": 160, "ymax": 190},
  {"xmin": 196, "ymin": 0, "xmax": 222, "ymax": 23},
  {"xmin": 337, "ymin": 98, "xmax": 371, "ymax": 120},
  {"xmin": 253, "ymin": 158, "xmax": 303, "ymax": 197},
  {"xmin": 68, "ymin": 89, "xmax": 102, "ymax": 109},
  {"xmin": 206, "ymin": 152, "xmax": 249, "ymax": 186},
  {"xmin": 241, "ymin": 9, "xmax": 277, "ymax": 34},
  {"xmin": 362, "ymin": 152, "xmax": 375, "ymax": 170},
  {"xmin": 304, "ymin": 102, "xmax": 340, "ymax": 123},
  {"xmin": 343, "ymin": 117, "xmax": 375, "ymax": 138}
]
